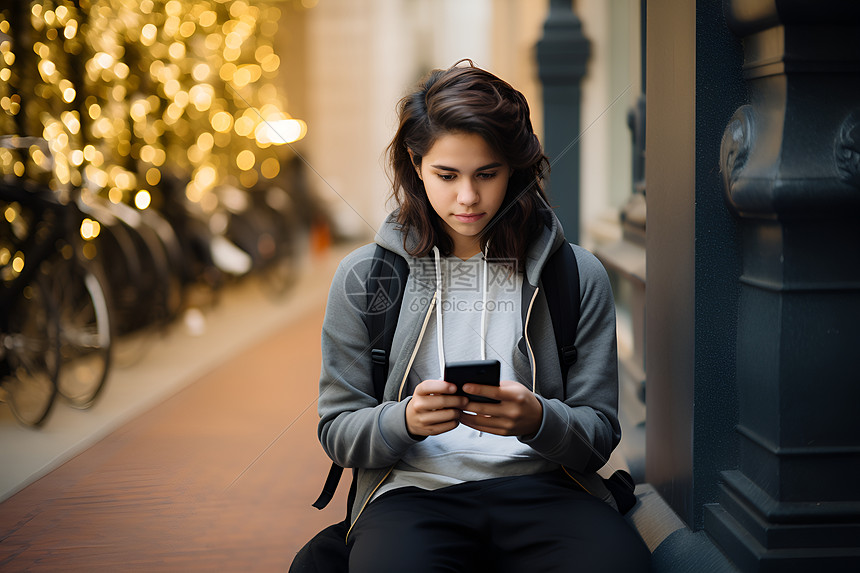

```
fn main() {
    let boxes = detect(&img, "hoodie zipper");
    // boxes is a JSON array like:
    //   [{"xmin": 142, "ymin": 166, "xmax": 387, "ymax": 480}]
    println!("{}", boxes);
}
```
[
  {"xmin": 525, "ymin": 284, "xmax": 593, "ymax": 497},
  {"xmin": 345, "ymin": 294, "xmax": 438, "ymax": 542},
  {"xmin": 397, "ymin": 292, "xmax": 438, "ymax": 401},
  {"xmin": 523, "ymin": 287, "xmax": 540, "ymax": 393}
]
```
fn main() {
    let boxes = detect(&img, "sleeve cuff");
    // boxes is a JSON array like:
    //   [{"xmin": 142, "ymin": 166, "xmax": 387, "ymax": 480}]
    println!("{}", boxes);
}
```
[
  {"xmin": 519, "ymin": 394, "xmax": 549, "ymax": 444},
  {"xmin": 379, "ymin": 397, "xmax": 424, "ymax": 454}
]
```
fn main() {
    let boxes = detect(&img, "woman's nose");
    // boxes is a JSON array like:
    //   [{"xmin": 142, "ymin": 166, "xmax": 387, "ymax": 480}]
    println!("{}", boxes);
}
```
[{"xmin": 457, "ymin": 180, "xmax": 479, "ymax": 205}]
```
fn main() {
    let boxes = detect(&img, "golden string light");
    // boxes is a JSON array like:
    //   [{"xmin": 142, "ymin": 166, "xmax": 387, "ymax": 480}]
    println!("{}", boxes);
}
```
[{"xmin": 0, "ymin": 0, "xmax": 307, "ymax": 211}]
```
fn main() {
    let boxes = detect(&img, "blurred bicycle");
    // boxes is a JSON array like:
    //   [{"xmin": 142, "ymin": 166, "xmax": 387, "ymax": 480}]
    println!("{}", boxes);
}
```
[{"xmin": 1, "ymin": 137, "xmax": 112, "ymax": 425}]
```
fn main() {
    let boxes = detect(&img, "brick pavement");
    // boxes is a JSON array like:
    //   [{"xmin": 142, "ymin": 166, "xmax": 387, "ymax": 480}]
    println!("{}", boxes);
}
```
[{"xmin": 0, "ymin": 305, "xmax": 349, "ymax": 571}]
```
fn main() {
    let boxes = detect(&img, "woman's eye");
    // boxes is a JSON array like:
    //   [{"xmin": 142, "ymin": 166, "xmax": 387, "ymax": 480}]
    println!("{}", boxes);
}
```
[
  {"xmin": 477, "ymin": 172, "xmax": 497, "ymax": 180},
  {"xmin": 437, "ymin": 173, "xmax": 456, "ymax": 181}
]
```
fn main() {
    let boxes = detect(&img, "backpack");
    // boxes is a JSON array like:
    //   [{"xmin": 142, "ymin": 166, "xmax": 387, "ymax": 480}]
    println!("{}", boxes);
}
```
[{"xmin": 289, "ymin": 243, "xmax": 633, "ymax": 571}]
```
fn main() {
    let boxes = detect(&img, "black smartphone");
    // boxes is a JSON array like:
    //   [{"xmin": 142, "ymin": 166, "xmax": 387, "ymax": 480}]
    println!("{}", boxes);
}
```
[{"xmin": 444, "ymin": 359, "xmax": 501, "ymax": 404}]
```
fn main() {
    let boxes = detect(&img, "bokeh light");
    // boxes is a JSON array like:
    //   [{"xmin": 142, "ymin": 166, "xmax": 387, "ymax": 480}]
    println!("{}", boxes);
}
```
[
  {"xmin": 134, "ymin": 190, "xmax": 152, "ymax": 210},
  {"xmin": 1, "ymin": 0, "xmax": 308, "ymax": 196}
]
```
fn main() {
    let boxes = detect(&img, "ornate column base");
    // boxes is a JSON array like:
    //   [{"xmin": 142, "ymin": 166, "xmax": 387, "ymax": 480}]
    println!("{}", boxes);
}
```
[{"xmin": 706, "ymin": 472, "xmax": 860, "ymax": 573}]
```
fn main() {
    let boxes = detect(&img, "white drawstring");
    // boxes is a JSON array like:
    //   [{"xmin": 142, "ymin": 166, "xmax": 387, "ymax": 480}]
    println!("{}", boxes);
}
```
[
  {"xmin": 432, "ymin": 246, "xmax": 445, "ymax": 378},
  {"xmin": 432, "ymin": 243, "xmax": 491, "ymax": 375},
  {"xmin": 480, "ymin": 240, "xmax": 489, "ymax": 360}
]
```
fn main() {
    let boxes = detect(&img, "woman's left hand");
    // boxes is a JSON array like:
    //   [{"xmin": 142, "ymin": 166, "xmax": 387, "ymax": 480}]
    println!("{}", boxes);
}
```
[{"xmin": 458, "ymin": 380, "xmax": 543, "ymax": 437}]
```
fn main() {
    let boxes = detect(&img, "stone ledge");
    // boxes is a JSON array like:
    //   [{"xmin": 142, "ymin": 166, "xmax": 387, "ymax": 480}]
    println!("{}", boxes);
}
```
[{"xmin": 629, "ymin": 484, "xmax": 738, "ymax": 572}]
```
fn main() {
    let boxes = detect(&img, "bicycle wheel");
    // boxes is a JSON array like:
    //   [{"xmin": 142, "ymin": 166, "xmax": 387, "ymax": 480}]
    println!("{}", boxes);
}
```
[
  {"xmin": 1, "ymin": 277, "xmax": 60, "ymax": 426},
  {"xmin": 53, "ymin": 258, "xmax": 112, "ymax": 409}
]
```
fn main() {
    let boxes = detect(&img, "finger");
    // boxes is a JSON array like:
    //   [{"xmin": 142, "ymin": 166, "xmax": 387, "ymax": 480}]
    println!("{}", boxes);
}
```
[
  {"xmin": 466, "ymin": 380, "xmax": 534, "ymax": 406},
  {"xmin": 413, "ymin": 410, "xmax": 462, "ymax": 436},
  {"xmin": 417, "ymin": 407, "xmax": 462, "ymax": 425},
  {"xmin": 458, "ymin": 412, "xmax": 512, "ymax": 435},
  {"xmin": 414, "ymin": 394, "xmax": 468, "ymax": 411},
  {"xmin": 496, "ymin": 379, "xmax": 530, "ymax": 399},
  {"xmin": 423, "ymin": 419, "xmax": 460, "ymax": 435},
  {"xmin": 460, "ymin": 401, "xmax": 501, "ymax": 416},
  {"xmin": 434, "ymin": 395, "xmax": 469, "ymax": 410},
  {"xmin": 461, "ymin": 383, "xmax": 502, "ymax": 401},
  {"xmin": 415, "ymin": 379, "xmax": 458, "ymax": 396}
]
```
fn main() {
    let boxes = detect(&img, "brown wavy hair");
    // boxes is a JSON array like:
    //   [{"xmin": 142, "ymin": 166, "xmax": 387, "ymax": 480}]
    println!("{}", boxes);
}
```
[{"xmin": 386, "ymin": 60, "xmax": 550, "ymax": 265}]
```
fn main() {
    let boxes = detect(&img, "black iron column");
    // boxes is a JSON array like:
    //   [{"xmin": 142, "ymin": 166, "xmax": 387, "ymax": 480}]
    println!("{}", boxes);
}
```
[
  {"xmin": 536, "ymin": 0, "xmax": 589, "ymax": 244},
  {"xmin": 705, "ymin": 2, "xmax": 860, "ymax": 571}
]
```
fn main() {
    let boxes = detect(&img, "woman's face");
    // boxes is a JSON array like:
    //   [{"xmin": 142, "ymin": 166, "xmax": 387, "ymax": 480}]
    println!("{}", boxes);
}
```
[{"xmin": 415, "ymin": 131, "xmax": 511, "ymax": 259}]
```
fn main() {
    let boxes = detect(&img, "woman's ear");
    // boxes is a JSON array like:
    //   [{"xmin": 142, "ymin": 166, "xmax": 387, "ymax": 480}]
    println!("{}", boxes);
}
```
[{"xmin": 407, "ymin": 148, "xmax": 422, "ymax": 180}]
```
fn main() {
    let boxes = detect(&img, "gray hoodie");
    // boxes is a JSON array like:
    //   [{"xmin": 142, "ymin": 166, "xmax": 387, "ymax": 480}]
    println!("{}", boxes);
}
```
[{"xmin": 318, "ymin": 208, "xmax": 621, "ymax": 532}]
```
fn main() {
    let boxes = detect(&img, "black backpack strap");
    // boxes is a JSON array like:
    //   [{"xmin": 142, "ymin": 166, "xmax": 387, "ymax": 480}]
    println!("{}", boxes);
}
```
[
  {"xmin": 544, "ymin": 245, "xmax": 636, "ymax": 513},
  {"xmin": 541, "ymin": 243, "xmax": 581, "ymax": 379},
  {"xmin": 312, "ymin": 245, "xmax": 409, "ymax": 513},
  {"xmin": 312, "ymin": 463, "xmax": 345, "ymax": 510},
  {"xmin": 366, "ymin": 245, "xmax": 410, "ymax": 401}
]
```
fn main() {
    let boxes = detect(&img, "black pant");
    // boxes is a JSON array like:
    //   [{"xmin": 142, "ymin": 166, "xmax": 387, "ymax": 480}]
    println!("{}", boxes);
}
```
[{"xmin": 348, "ymin": 470, "xmax": 651, "ymax": 573}]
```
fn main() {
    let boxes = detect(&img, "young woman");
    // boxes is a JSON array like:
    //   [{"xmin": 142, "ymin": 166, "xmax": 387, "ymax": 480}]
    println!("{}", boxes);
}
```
[{"xmin": 316, "ymin": 61, "xmax": 650, "ymax": 572}]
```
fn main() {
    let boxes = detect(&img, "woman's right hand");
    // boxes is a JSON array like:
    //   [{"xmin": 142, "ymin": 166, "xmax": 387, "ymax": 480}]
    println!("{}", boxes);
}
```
[{"xmin": 405, "ymin": 380, "xmax": 469, "ymax": 437}]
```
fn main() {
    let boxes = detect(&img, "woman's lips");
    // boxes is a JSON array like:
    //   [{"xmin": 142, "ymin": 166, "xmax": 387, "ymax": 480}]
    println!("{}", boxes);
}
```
[{"xmin": 454, "ymin": 213, "xmax": 485, "ymax": 223}]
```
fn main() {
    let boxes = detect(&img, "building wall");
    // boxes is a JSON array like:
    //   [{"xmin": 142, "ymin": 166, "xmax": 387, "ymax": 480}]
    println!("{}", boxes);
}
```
[
  {"xmin": 578, "ymin": 0, "xmax": 640, "ymax": 248},
  {"xmin": 304, "ymin": 0, "xmax": 400, "ymax": 239},
  {"xmin": 490, "ymin": 0, "xmax": 548, "ymax": 144}
]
